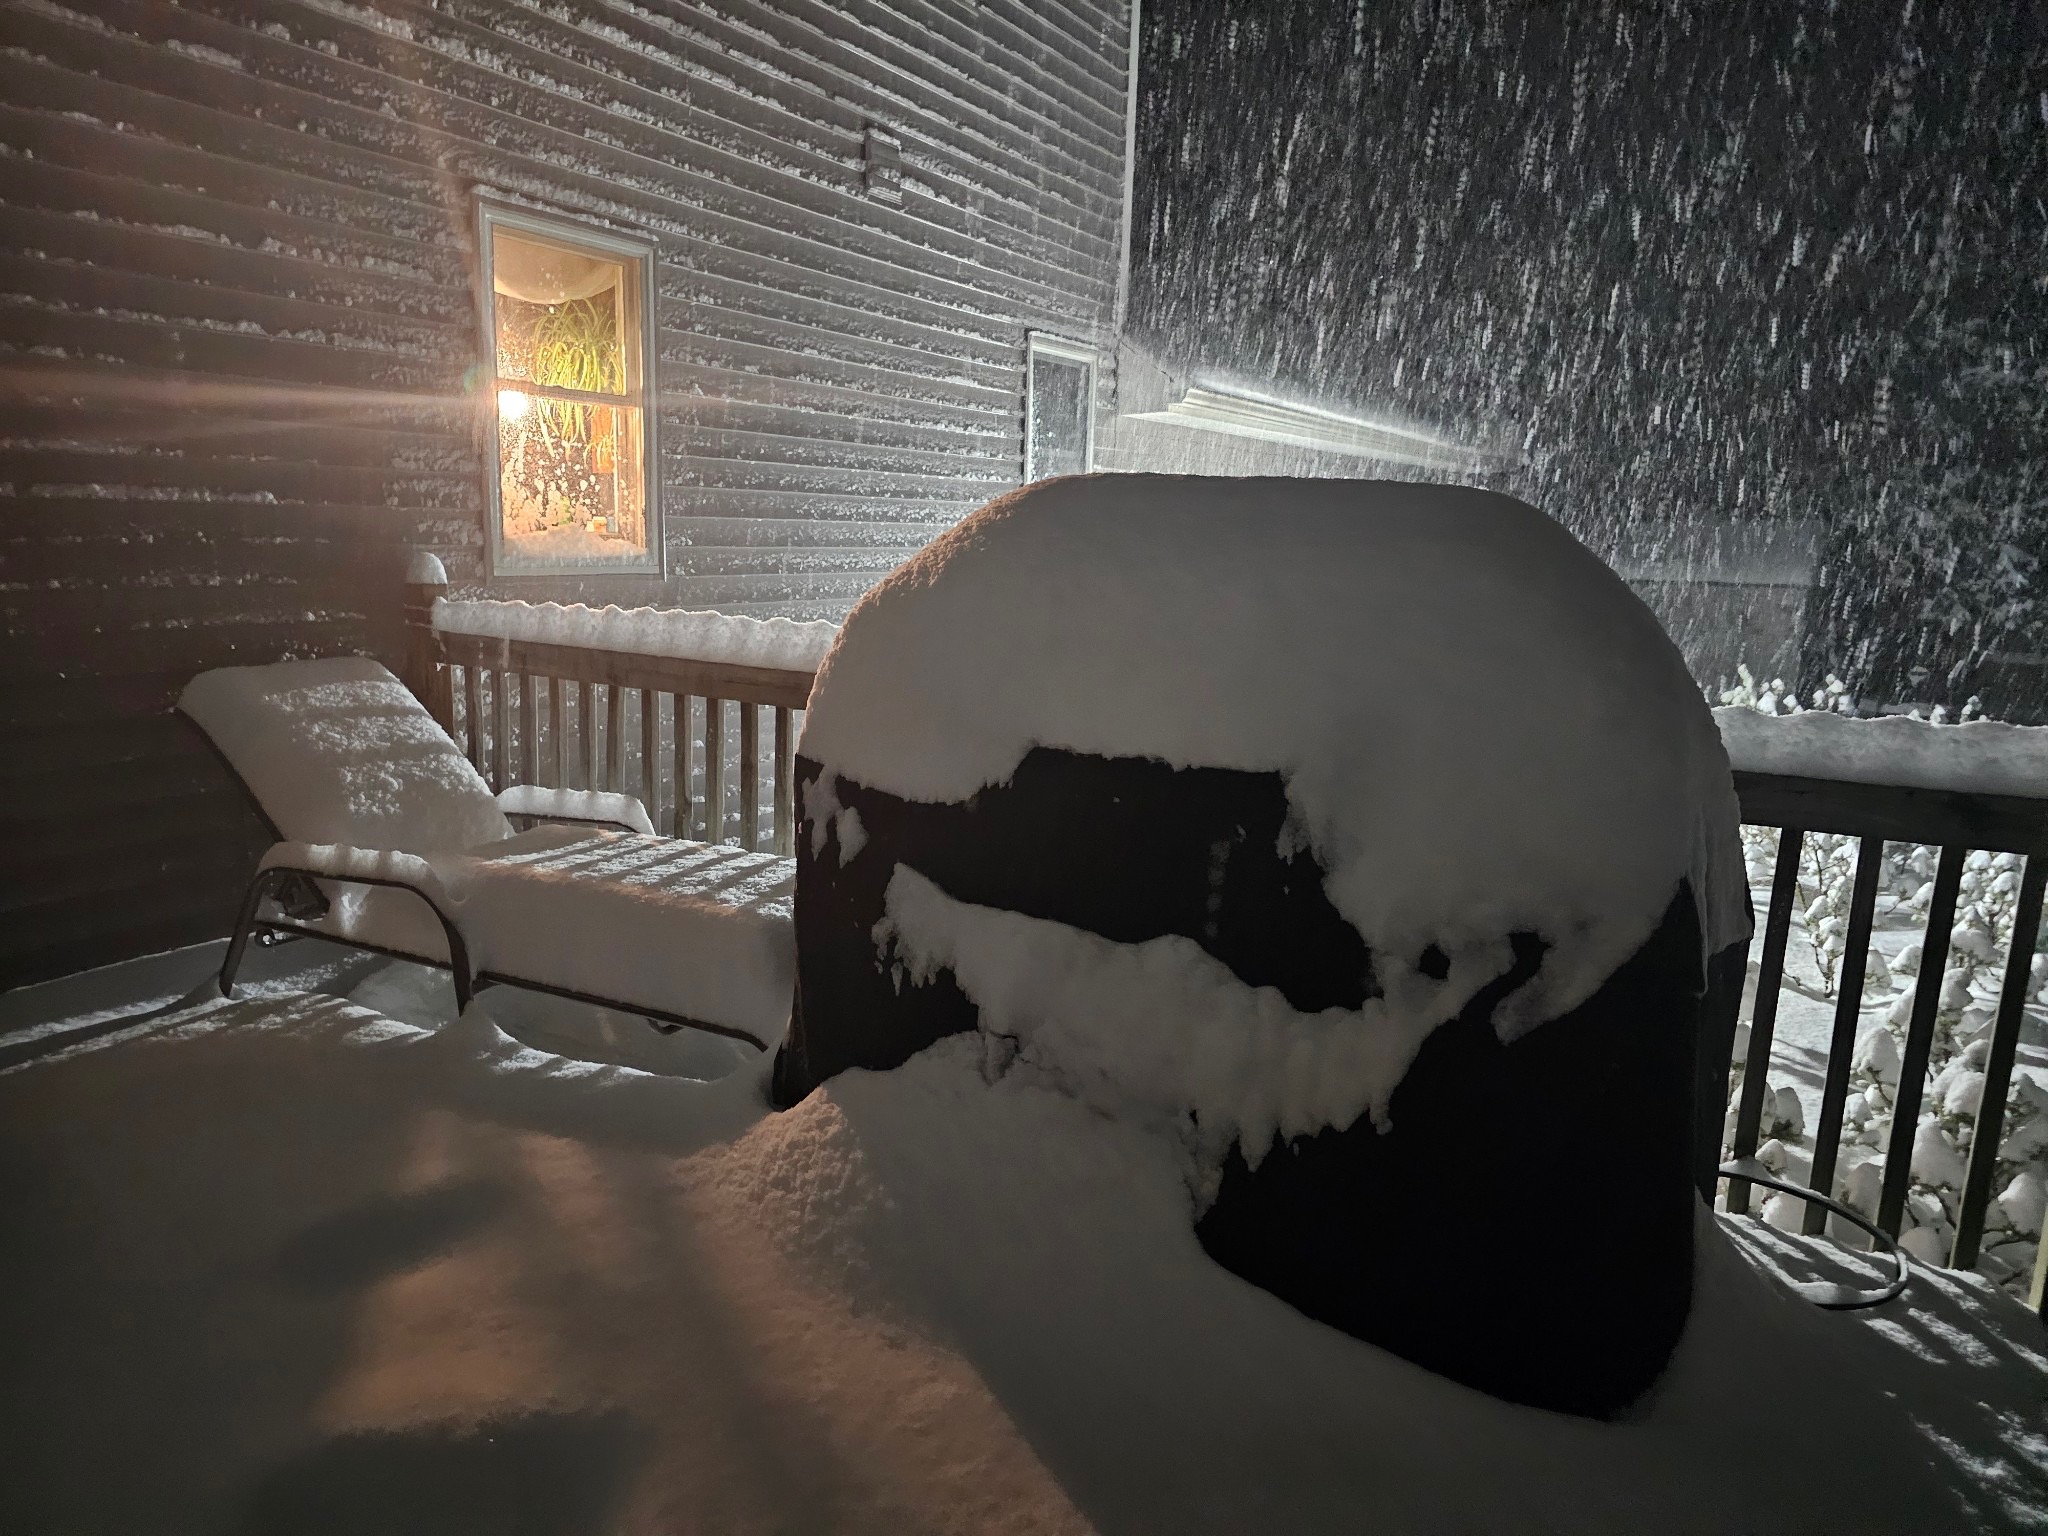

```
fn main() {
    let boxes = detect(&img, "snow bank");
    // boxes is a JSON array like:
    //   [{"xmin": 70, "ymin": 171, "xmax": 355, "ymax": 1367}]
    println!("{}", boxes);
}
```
[
  {"xmin": 181, "ymin": 657, "xmax": 513, "ymax": 853},
  {"xmin": 1716, "ymin": 706, "xmax": 2048, "ymax": 797},
  {"xmin": 805, "ymin": 477, "xmax": 1748, "ymax": 1078},
  {"xmin": 435, "ymin": 597, "xmax": 838, "ymax": 673}
]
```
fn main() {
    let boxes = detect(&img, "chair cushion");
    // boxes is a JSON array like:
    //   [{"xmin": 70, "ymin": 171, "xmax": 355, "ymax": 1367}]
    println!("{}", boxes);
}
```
[
  {"xmin": 258, "ymin": 827, "xmax": 796, "ymax": 1045},
  {"xmin": 441, "ymin": 828, "xmax": 794, "ymax": 1046},
  {"xmin": 182, "ymin": 657, "xmax": 514, "ymax": 853}
]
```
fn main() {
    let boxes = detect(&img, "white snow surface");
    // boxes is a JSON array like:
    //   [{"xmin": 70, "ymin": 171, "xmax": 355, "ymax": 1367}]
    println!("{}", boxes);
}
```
[
  {"xmin": 435, "ymin": 596, "xmax": 838, "ymax": 673},
  {"xmin": 880, "ymin": 866, "xmax": 1424, "ymax": 1172},
  {"xmin": 3, "ymin": 992, "xmax": 2043, "ymax": 1533},
  {"xmin": 261, "ymin": 828, "xmax": 795, "ymax": 1045},
  {"xmin": 180, "ymin": 656, "xmax": 514, "ymax": 853},
  {"xmin": 1716, "ymin": 706, "xmax": 2048, "ymax": 797},
  {"xmin": 807, "ymin": 477, "xmax": 1749, "ymax": 1099},
  {"xmin": 496, "ymin": 783, "xmax": 656, "ymax": 835}
]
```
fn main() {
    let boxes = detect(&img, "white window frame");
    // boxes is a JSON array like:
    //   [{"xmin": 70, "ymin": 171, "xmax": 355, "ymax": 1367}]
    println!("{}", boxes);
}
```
[
  {"xmin": 476, "ymin": 197, "xmax": 663, "ymax": 579},
  {"xmin": 1024, "ymin": 332, "xmax": 1097, "ymax": 482}
]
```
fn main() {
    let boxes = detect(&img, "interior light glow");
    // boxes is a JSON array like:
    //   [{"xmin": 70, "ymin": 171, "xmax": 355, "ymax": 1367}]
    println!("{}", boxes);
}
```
[{"xmin": 497, "ymin": 388, "xmax": 532, "ymax": 420}]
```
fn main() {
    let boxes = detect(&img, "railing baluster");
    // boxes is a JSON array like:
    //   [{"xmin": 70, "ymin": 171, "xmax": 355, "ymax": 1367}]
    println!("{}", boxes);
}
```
[
  {"xmin": 740, "ymin": 702, "xmax": 761, "ymax": 852},
  {"xmin": 446, "ymin": 663, "xmax": 465, "ymax": 758},
  {"xmin": 1805, "ymin": 834, "xmax": 1885, "ymax": 1235},
  {"xmin": 519, "ymin": 671, "xmax": 538, "ymax": 788},
  {"xmin": 548, "ymin": 675, "xmax": 565, "ymax": 788},
  {"xmin": 606, "ymin": 682, "xmax": 626, "ymax": 791},
  {"xmin": 462, "ymin": 663, "xmax": 484, "ymax": 774},
  {"xmin": 579, "ymin": 681, "xmax": 598, "ymax": 790},
  {"xmin": 1878, "ymin": 842, "xmax": 1967, "ymax": 1235},
  {"xmin": 1728, "ymin": 825, "xmax": 1803, "ymax": 1216},
  {"xmin": 640, "ymin": 687, "xmax": 660, "ymax": 833},
  {"xmin": 773, "ymin": 705, "xmax": 794, "ymax": 857},
  {"xmin": 1953, "ymin": 855, "xmax": 2048, "ymax": 1271},
  {"xmin": 705, "ymin": 696, "xmax": 728, "ymax": 845},
  {"xmin": 674, "ymin": 695, "xmax": 695, "ymax": 839},
  {"xmin": 491, "ymin": 661, "xmax": 512, "ymax": 795}
]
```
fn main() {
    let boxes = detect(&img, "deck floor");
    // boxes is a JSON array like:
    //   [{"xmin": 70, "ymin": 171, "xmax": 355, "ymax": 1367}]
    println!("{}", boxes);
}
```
[{"xmin": 2, "ymin": 948, "xmax": 2044, "ymax": 1534}]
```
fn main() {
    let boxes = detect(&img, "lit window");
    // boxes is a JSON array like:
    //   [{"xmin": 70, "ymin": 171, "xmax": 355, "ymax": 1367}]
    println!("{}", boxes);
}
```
[
  {"xmin": 1025, "ymin": 333, "xmax": 1095, "ymax": 482},
  {"xmin": 478, "ymin": 202, "xmax": 660, "ymax": 576}
]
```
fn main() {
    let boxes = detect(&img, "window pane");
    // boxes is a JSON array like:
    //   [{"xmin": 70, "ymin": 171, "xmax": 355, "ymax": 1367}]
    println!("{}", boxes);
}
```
[
  {"xmin": 496, "ymin": 400, "xmax": 649, "ymax": 570},
  {"xmin": 490, "ymin": 229, "xmax": 632, "ymax": 393},
  {"xmin": 486, "ymin": 220, "xmax": 652, "ymax": 572},
  {"xmin": 1029, "ymin": 355, "xmax": 1090, "ymax": 479}
]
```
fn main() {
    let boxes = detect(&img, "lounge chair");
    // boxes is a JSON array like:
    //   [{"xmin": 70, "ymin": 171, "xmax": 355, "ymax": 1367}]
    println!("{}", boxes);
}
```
[{"xmin": 180, "ymin": 656, "xmax": 794, "ymax": 1050}]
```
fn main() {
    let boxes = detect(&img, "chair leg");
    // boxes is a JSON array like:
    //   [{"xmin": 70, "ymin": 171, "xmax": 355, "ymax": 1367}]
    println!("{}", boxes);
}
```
[{"xmin": 219, "ymin": 868, "xmax": 283, "ymax": 998}]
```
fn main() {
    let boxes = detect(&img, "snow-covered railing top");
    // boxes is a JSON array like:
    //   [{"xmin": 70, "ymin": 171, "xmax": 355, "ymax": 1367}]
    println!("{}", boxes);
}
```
[
  {"xmin": 412, "ymin": 594, "xmax": 829, "ymax": 855},
  {"xmin": 1715, "ymin": 706, "xmax": 2048, "ymax": 801},
  {"xmin": 433, "ymin": 598, "xmax": 838, "ymax": 675}
]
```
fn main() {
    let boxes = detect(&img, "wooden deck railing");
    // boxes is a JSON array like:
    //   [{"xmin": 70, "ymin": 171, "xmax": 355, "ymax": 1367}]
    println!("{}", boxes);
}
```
[
  {"xmin": 1723, "ymin": 769, "xmax": 2048, "ymax": 1314},
  {"xmin": 404, "ymin": 573, "xmax": 814, "ymax": 855}
]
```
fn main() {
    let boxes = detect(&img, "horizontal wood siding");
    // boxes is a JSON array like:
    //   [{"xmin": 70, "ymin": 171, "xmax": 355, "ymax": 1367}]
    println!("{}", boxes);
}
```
[{"xmin": 0, "ymin": 0, "xmax": 1132, "ymax": 987}]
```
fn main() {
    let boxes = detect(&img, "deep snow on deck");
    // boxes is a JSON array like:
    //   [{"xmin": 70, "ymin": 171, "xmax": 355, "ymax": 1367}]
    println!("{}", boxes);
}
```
[{"xmin": 1, "ymin": 948, "xmax": 2045, "ymax": 1535}]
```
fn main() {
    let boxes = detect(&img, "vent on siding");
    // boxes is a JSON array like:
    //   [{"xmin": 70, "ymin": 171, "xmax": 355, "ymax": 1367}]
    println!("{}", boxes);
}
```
[{"xmin": 862, "ymin": 125, "xmax": 904, "ymax": 205}]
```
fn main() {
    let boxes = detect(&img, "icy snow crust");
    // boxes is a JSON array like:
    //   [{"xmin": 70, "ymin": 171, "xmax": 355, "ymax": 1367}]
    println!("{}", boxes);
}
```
[
  {"xmin": 434, "ymin": 596, "xmax": 838, "ymax": 673},
  {"xmin": 811, "ymin": 477, "xmax": 1748, "ymax": 1143},
  {"xmin": 1716, "ymin": 705, "xmax": 2048, "ymax": 797}
]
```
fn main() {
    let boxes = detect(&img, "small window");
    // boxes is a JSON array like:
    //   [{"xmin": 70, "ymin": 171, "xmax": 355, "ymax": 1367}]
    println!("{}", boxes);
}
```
[
  {"xmin": 1025, "ymin": 333, "xmax": 1095, "ymax": 482},
  {"xmin": 478, "ymin": 201, "xmax": 660, "ymax": 576}
]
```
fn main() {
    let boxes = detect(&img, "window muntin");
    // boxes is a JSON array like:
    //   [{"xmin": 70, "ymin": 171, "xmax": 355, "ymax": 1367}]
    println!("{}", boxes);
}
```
[
  {"xmin": 1025, "ymin": 334, "xmax": 1095, "ymax": 482},
  {"xmin": 479, "ymin": 204, "xmax": 659, "ymax": 576}
]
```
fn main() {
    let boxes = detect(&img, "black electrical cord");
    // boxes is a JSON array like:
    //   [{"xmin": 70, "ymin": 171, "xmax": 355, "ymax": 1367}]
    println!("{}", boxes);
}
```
[{"xmin": 1718, "ymin": 1157, "xmax": 1911, "ymax": 1310}]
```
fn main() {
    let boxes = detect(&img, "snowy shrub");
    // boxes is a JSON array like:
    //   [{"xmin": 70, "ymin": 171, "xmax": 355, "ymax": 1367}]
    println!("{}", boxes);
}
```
[{"xmin": 1720, "ymin": 668, "xmax": 2048, "ymax": 1296}]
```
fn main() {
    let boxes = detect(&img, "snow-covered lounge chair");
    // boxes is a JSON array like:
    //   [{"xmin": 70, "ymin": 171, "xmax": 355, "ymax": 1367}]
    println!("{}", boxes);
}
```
[{"xmin": 180, "ymin": 657, "xmax": 794, "ymax": 1049}]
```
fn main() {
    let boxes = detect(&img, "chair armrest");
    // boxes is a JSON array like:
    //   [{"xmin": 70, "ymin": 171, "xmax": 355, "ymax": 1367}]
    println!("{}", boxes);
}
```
[
  {"xmin": 230, "ymin": 842, "xmax": 473, "ymax": 1004},
  {"xmin": 259, "ymin": 841, "xmax": 441, "ymax": 887},
  {"xmin": 496, "ymin": 784, "xmax": 656, "ymax": 836}
]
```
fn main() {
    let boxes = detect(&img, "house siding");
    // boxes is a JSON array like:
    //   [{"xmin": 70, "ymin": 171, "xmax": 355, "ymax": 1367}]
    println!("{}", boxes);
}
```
[{"xmin": 0, "ymin": 0, "xmax": 1133, "ymax": 988}]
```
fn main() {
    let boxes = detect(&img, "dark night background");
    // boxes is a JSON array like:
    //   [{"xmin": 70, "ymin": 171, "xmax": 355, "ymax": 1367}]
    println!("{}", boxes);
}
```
[{"xmin": 1130, "ymin": 0, "xmax": 2047, "ymax": 714}]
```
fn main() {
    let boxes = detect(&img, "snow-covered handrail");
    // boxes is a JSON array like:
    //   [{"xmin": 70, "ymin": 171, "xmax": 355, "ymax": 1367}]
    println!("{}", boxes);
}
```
[
  {"xmin": 434, "ymin": 597, "xmax": 838, "ymax": 675},
  {"xmin": 404, "ymin": 579, "xmax": 825, "ymax": 856},
  {"xmin": 1718, "ymin": 706, "xmax": 2048, "ymax": 800}
]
